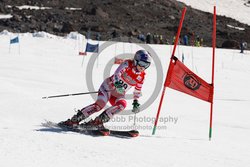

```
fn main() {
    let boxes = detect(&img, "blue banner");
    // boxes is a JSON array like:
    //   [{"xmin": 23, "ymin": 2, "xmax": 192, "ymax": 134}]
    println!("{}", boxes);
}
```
[
  {"xmin": 10, "ymin": 37, "xmax": 19, "ymax": 44},
  {"xmin": 85, "ymin": 42, "xmax": 99, "ymax": 53}
]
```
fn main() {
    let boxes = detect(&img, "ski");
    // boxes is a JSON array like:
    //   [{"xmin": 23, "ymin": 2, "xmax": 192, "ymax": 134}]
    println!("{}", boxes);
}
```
[
  {"xmin": 77, "ymin": 126, "xmax": 110, "ymax": 136},
  {"xmin": 109, "ymin": 130, "xmax": 139, "ymax": 138},
  {"xmin": 41, "ymin": 120, "xmax": 139, "ymax": 138},
  {"xmin": 41, "ymin": 120, "xmax": 110, "ymax": 136}
]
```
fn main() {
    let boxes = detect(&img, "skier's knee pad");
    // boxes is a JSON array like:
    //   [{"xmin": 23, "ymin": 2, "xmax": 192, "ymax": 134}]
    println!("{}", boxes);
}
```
[
  {"xmin": 115, "ymin": 99, "xmax": 127, "ymax": 110},
  {"xmin": 109, "ymin": 95, "xmax": 116, "ymax": 106}
]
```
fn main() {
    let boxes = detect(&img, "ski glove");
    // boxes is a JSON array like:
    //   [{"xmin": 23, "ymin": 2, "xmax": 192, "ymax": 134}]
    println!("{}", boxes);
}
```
[
  {"xmin": 114, "ymin": 81, "xmax": 125, "ymax": 94},
  {"xmin": 132, "ymin": 99, "xmax": 140, "ymax": 113}
]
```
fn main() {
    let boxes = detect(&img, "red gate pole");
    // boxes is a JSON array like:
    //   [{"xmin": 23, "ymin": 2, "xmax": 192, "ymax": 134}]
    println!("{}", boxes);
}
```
[
  {"xmin": 209, "ymin": 6, "xmax": 216, "ymax": 140},
  {"xmin": 152, "ymin": 7, "xmax": 187, "ymax": 135}
]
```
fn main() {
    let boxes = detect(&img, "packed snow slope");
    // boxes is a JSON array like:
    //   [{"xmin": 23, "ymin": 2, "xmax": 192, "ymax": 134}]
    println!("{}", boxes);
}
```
[
  {"xmin": 177, "ymin": 0, "xmax": 250, "ymax": 25},
  {"xmin": 0, "ymin": 31, "xmax": 250, "ymax": 167}
]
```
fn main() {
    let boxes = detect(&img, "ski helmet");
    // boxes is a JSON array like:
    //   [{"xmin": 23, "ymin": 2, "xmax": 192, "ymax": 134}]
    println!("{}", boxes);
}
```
[{"xmin": 134, "ymin": 50, "xmax": 151, "ymax": 69}]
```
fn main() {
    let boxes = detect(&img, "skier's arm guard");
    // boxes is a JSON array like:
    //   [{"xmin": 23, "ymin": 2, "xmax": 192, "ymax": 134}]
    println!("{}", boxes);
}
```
[{"xmin": 113, "ymin": 61, "xmax": 129, "ymax": 82}]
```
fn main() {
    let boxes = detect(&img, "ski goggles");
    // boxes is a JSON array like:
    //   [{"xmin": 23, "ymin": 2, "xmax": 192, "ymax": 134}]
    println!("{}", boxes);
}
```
[{"xmin": 136, "ymin": 60, "xmax": 150, "ymax": 69}]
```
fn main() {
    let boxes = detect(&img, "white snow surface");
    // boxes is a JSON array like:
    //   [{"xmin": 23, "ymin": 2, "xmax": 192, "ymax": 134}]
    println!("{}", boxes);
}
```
[
  {"xmin": 177, "ymin": 0, "xmax": 250, "ymax": 25},
  {"xmin": 16, "ymin": 5, "xmax": 52, "ymax": 10},
  {"xmin": 0, "ymin": 30, "xmax": 250, "ymax": 167},
  {"xmin": 0, "ymin": 14, "xmax": 12, "ymax": 19}
]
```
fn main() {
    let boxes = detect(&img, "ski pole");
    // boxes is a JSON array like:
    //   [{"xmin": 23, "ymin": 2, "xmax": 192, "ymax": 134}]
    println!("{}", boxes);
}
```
[
  {"xmin": 42, "ymin": 91, "xmax": 99, "ymax": 99},
  {"xmin": 133, "ymin": 113, "xmax": 137, "ymax": 131},
  {"xmin": 133, "ymin": 113, "xmax": 137, "ymax": 126}
]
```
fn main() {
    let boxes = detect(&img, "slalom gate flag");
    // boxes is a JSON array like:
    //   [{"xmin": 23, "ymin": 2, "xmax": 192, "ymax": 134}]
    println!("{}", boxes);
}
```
[
  {"xmin": 165, "ymin": 56, "xmax": 213, "ymax": 103},
  {"xmin": 85, "ymin": 42, "xmax": 99, "ymax": 53},
  {"xmin": 10, "ymin": 36, "xmax": 19, "ymax": 44}
]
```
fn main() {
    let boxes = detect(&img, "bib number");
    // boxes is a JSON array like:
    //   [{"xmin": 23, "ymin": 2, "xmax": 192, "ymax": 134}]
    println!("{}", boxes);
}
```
[{"xmin": 117, "ymin": 80, "xmax": 128, "ymax": 90}]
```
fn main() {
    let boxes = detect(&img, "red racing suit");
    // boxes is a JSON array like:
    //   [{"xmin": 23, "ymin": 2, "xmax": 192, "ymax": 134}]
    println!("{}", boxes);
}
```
[{"xmin": 80, "ymin": 59, "xmax": 146, "ymax": 120}]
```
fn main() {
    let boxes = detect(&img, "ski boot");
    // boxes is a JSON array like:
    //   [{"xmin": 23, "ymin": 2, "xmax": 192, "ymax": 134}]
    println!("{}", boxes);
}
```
[
  {"xmin": 80, "ymin": 116, "xmax": 110, "ymax": 136},
  {"xmin": 79, "ymin": 112, "xmax": 110, "ymax": 131},
  {"xmin": 58, "ymin": 110, "xmax": 86, "ymax": 129}
]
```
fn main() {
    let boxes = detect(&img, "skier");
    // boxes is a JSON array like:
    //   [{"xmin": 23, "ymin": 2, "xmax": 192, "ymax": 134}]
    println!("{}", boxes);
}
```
[
  {"xmin": 240, "ymin": 42, "xmax": 247, "ymax": 53},
  {"xmin": 59, "ymin": 50, "xmax": 151, "ymax": 130}
]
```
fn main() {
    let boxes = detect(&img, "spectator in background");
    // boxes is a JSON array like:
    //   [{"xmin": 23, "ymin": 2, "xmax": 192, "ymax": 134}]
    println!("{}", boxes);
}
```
[
  {"xmin": 240, "ymin": 42, "xmax": 243, "ymax": 53},
  {"xmin": 240, "ymin": 42, "xmax": 248, "ymax": 53},
  {"xmin": 153, "ymin": 34, "xmax": 159, "ymax": 44},
  {"xmin": 183, "ymin": 35, "xmax": 188, "ymax": 45},
  {"xmin": 146, "ymin": 33, "xmax": 152, "ymax": 44},
  {"xmin": 96, "ymin": 33, "xmax": 101, "ymax": 41},
  {"xmin": 138, "ymin": 34, "xmax": 145, "ymax": 43},
  {"xmin": 165, "ymin": 38, "xmax": 169, "ymax": 45},
  {"xmin": 111, "ymin": 30, "xmax": 117, "ymax": 38},
  {"xmin": 243, "ymin": 42, "xmax": 248, "ymax": 50},
  {"xmin": 200, "ymin": 38, "xmax": 204, "ymax": 46},
  {"xmin": 86, "ymin": 29, "xmax": 91, "ymax": 39},
  {"xmin": 159, "ymin": 35, "xmax": 164, "ymax": 44},
  {"xmin": 172, "ymin": 36, "xmax": 180, "ymax": 45},
  {"xmin": 195, "ymin": 35, "xmax": 201, "ymax": 47},
  {"xmin": 195, "ymin": 40, "xmax": 200, "ymax": 47},
  {"xmin": 172, "ymin": 36, "xmax": 176, "ymax": 44}
]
